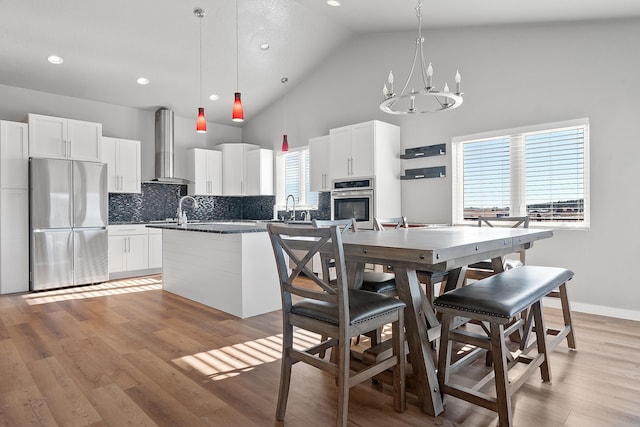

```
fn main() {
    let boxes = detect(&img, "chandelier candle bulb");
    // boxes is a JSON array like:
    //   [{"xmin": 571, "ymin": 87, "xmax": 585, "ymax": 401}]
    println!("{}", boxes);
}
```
[
  {"xmin": 427, "ymin": 62, "xmax": 433, "ymax": 88},
  {"xmin": 455, "ymin": 70, "xmax": 461, "ymax": 94},
  {"xmin": 388, "ymin": 71, "xmax": 394, "ymax": 94}
]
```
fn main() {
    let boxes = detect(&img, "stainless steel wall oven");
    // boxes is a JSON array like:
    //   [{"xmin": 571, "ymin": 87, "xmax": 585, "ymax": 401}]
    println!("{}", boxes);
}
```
[{"xmin": 331, "ymin": 178, "xmax": 374, "ymax": 229}]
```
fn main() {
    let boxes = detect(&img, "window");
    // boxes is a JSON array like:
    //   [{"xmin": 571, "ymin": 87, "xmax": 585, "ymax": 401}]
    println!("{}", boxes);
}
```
[
  {"xmin": 452, "ymin": 119, "xmax": 589, "ymax": 228},
  {"xmin": 276, "ymin": 147, "xmax": 318, "ymax": 209}
]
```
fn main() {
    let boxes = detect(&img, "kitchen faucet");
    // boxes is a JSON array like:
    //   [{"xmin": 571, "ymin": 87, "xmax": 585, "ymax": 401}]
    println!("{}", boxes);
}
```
[
  {"xmin": 177, "ymin": 195, "xmax": 199, "ymax": 225},
  {"xmin": 285, "ymin": 194, "xmax": 296, "ymax": 221}
]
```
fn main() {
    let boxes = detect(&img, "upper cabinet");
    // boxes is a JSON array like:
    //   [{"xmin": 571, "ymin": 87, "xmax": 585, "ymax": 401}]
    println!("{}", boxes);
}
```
[
  {"xmin": 219, "ymin": 143, "xmax": 273, "ymax": 196},
  {"xmin": 28, "ymin": 113, "xmax": 102, "ymax": 162},
  {"xmin": 309, "ymin": 135, "xmax": 331, "ymax": 192},
  {"xmin": 329, "ymin": 120, "xmax": 400, "ymax": 182},
  {"xmin": 101, "ymin": 136, "xmax": 141, "ymax": 193},
  {"xmin": 246, "ymin": 149, "xmax": 274, "ymax": 196},
  {"xmin": 187, "ymin": 148, "xmax": 222, "ymax": 196},
  {"xmin": 1, "ymin": 121, "xmax": 28, "ymax": 190},
  {"xmin": 0, "ymin": 121, "xmax": 29, "ymax": 294}
]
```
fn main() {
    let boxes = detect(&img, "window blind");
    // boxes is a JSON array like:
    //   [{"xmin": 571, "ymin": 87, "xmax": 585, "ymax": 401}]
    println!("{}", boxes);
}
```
[{"xmin": 453, "ymin": 119, "xmax": 589, "ymax": 228}]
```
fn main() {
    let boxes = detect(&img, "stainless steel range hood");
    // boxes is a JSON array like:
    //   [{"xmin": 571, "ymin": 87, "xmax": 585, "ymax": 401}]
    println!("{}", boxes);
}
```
[{"xmin": 152, "ymin": 108, "xmax": 191, "ymax": 184}]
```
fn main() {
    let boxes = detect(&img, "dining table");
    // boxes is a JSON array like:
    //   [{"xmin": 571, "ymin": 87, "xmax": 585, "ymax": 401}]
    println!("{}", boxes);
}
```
[{"xmin": 337, "ymin": 225, "xmax": 553, "ymax": 416}]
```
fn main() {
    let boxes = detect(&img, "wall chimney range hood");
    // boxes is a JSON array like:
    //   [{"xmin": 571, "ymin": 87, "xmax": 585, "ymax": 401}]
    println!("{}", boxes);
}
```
[{"xmin": 152, "ymin": 108, "xmax": 191, "ymax": 184}]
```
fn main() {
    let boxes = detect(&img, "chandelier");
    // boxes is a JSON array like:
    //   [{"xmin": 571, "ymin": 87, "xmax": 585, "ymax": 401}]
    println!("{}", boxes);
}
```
[{"xmin": 380, "ymin": 0, "xmax": 463, "ymax": 115}]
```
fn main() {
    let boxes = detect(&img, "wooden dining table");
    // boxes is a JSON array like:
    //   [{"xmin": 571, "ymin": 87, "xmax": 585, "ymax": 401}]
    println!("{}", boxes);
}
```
[{"xmin": 337, "ymin": 225, "xmax": 553, "ymax": 416}]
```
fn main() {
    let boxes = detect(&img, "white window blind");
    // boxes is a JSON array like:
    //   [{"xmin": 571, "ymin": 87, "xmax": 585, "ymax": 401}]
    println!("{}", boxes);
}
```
[
  {"xmin": 453, "ymin": 119, "xmax": 589, "ymax": 228},
  {"xmin": 276, "ymin": 147, "xmax": 318, "ymax": 209}
]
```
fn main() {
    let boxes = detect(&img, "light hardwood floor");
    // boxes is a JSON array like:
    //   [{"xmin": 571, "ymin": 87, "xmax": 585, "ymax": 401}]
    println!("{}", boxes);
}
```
[{"xmin": 1, "ymin": 275, "xmax": 639, "ymax": 426}]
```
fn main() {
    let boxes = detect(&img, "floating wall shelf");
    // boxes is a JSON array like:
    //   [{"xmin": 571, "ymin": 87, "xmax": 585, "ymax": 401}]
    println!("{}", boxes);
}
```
[
  {"xmin": 401, "ymin": 166, "xmax": 446, "ymax": 180},
  {"xmin": 400, "ymin": 143, "xmax": 446, "ymax": 159}
]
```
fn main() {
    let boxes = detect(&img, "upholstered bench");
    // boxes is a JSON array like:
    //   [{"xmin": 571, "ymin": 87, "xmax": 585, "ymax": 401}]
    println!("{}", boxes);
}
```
[{"xmin": 434, "ymin": 266, "xmax": 574, "ymax": 427}]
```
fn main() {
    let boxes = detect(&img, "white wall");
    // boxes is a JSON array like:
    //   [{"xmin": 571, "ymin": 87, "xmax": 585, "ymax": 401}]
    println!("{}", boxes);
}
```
[
  {"xmin": 0, "ymin": 84, "xmax": 241, "ymax": 180},
  {"xmin": 243, "ymin": 19, "xmax": 640, "ymax": 320}
]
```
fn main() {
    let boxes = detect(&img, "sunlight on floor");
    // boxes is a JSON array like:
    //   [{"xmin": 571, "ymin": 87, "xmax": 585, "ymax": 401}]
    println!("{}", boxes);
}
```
[
  {"xmin": 22, "ymin": 276, "xmax": 163, "ymax": 305},
  {"xmin": 173, "ymin": 329, "xmax": 322, "ymax": 381}
]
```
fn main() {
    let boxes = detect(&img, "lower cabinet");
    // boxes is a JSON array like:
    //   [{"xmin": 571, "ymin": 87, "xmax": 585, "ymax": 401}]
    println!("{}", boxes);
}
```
[
  {"xmin": 108, "ymin": 224, "xmax": 162, "ymax": 277},
  {"xmin": 148, "ymin": 228, "xmax": 162, "ymax": 269}
]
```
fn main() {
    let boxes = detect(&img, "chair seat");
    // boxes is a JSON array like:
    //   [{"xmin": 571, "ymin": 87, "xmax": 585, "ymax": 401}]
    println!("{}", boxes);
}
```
[
  {"xmin": 292, "ymin": 289, "xmax": 406, "ymax": 325},
  {"xmin": 468, "ymin": 259, "xmax": 523, "ymax": 271},
  {"xmin": 361, "ymin": 271, "xmax": 397, "ymax": 294}
]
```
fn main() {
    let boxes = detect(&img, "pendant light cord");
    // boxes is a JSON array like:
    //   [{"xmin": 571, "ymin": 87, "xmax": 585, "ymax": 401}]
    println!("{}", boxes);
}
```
[
  {"xmin": 199, "ymin": 15, "xmax": 203, "ymax": 106},
  {"xmin": 236, "ymin": 0, "xmax": 239, "ymax": 92}
]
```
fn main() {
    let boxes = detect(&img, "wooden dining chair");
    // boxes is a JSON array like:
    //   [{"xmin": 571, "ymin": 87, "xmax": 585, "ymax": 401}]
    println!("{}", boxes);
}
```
[
  {"xmin": 267, "ymin": 223, "xmax": 406, "ymax": 426},
  {"xmin": 465, "ymin": 216, "xmax": 531, "ymax": 281}
]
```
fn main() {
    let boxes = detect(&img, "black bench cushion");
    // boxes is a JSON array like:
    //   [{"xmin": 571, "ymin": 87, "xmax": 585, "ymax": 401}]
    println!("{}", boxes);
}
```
[
  {"xmin": 361, "ymin": 271, "xmax": 397, "ymax": 294},
  {"xmin": 291, "ymin": 289, "xmax": 406, "ymax": 325},
  {"xmin": 434, "ymin": 266, "xmax": 574, "ymax": 319}
]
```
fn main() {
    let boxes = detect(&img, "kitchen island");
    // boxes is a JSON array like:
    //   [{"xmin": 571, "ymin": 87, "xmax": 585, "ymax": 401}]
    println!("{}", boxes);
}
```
[{"xmin": 147, "ymin": 222, "xmax": 281, "ymax": 319}]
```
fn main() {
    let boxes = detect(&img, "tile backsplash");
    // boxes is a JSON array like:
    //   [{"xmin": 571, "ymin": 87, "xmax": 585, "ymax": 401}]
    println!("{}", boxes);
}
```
[
  {"xmin": 108, "ymin": 183, "xmax": 331, "ymax": 224},
  {"xmin": 108, "ymin": 183, "xmax": 276, "ymax": 224}
]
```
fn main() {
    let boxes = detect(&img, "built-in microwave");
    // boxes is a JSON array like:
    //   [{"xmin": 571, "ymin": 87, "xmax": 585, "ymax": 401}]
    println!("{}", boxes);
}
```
[{"xmin": 331, "ymin": 178, "xmax": 375, "ymax": 229}]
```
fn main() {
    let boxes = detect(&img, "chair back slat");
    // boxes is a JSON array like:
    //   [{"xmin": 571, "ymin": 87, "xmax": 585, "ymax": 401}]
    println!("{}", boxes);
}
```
[
  {"xmin": 478, "ymin": 216, "xmax": 530, "ymax": 229},
  {"xmin": 268, "ymin": 223, "xmax": 349, "ymax": 320},
  {"xmin": 374, "ymin": 216, "xmax": 408, "ymax": 231},
  {"xmin": 312, "ymin": 218, "xmax": 357, "ymax": 233}
]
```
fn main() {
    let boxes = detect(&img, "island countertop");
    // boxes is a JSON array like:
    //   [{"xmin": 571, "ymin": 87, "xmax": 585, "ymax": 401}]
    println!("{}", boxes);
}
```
[
  {"xmin": 147, "ymin": 221, "xmax": 268, "ymax": 234},
  {"xmin": 146, "ymin": 220, "xmax": 312, "ymax": 234}
]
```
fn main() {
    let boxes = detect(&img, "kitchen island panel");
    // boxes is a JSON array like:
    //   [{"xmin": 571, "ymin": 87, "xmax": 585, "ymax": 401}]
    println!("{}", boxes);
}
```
[{"xmin": 161, "ymin": 228, "xmax": 281, "ymax": 319}]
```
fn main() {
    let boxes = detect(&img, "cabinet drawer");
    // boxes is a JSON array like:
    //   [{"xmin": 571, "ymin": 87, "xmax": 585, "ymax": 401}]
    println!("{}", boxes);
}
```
[{"xmin": 108, "ymin": 224, "xmax": 148, "ymax": 236}]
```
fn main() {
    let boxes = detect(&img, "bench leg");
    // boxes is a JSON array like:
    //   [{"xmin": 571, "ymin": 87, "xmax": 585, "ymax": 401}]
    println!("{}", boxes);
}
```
[
  {"xmin": 531, "ymin": 301, "xmax": 551, "ymax": 382},
  {"xmin": 559, "ymin": 283, "xmax": 577, "ymax": 349},
  {"xmin": 490, "ymin": 322, "xmax": 513, "ymax": 427}
]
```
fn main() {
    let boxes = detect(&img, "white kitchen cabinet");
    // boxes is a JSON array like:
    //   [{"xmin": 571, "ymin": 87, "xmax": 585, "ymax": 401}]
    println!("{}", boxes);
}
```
[
  {"xmin": 187, "ymin": 148, "xmax": 222, "ymax": 196},
  {"xmin": 108, "ymin": 225, "xmax": 149, "ymax": 274},
  {"xmin": 309, "ymin": 135, "xmax": 331, "ymax": 191},
  {"xmin": 0, "ymin": 120, "xmax": 29, "ymax": 294},
  {"xmin": 148, "ymin": 228, "xmax": 162, "ymax": 269},
  {"xmin": 218, "ymin": 142, "xmax": 263, "ymax": 195},
  {"xmin": 101, "ymin": 136, "xmax": 141, "ymax": 193},
  {"xmin": 246, "ymin": 148, "xmax": 273, "ymax": 195},
  {"xmin": 28, "ymin": 113, "xmax": 102, "ymax": 161},
  {"xmin": 1, "ymin": 121, "xmax": 28, "ymax": 189},
  {"xmin": 329, "ymin": 121, "xmax": 376, "ymax": 179},
  {"xmin": 0, "ymin": 189, "xmax": 29, "ymax": 294}
]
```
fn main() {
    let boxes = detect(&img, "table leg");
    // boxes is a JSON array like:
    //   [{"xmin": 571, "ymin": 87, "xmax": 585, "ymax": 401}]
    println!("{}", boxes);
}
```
[{"xmin": 393, "ymin": 267, "xmax": 444, "ymax": 416}]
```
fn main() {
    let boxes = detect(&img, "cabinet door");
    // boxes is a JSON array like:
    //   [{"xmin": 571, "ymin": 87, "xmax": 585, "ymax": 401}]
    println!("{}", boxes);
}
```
[
  {"xmin": 118, "ymin": 139, "xmax": 141, "ymax": 193},
  {"xmin": 206, "ymin": 150, "xmax": 222, "ymax": 195},
  {"xmin": 329, "ymin": 127, "xmax": 351, "ymax": 179},
  {"xmin": 126, "ymin": 234, "xmax": 149, "ymax": 271},
  {"xmin": 0, "ymin": 121, "xmax": 28, "ymax": 190},
  {"xmin": 101, "ymin": 137, "xmax": 119, "ymax": 192},
  {"xmin": 148, "ymin": 232, "xmax": 162, "ymax": 269},
  {"xmin": 309, "ymin": 135, "xmax": 330, "ymax": 191},
  {"xmin": 221, "ymin": 144, "xmax": 246, "ymax": 195},
  {"xmin": 28, "ymin": 114, "xmax": 67, "ymax": 159},
  {"xmin": 68, "ymin": 119, "xmax": 102, "ymax": 162},
  {"xmin": 246, "ymin": 149, "xmax": 273, "ymax": 195},
  {"xmin": 350, "ymin": 122, "xmax": 374, "ymax": 178},
  {"xmin": 108, "ymin": 235, "xmax": 127, "ymax": 273},
  {"xmin": 0, "ymin": 189, "xmax": 29, "ymax": 294}
]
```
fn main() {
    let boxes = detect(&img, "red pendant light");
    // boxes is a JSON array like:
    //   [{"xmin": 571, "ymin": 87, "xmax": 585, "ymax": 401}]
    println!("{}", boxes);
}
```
[
  {"xmin": 282, "ymin": 134, "xmax": 289, "ymax": 152},
  {"xmin": 196, "ymin": 107, "xmax": 207, "ymax": 133},
  {"xmin": 232, "ymin": 0, "xmax": 245, "ymax": 123},
  {"xmin": 232, "ymin": 92, "xmax": 244, "ymax": 122},
  {"xmin": 194, "ymin": 8, "xmax": 207, "ymax": 133}
]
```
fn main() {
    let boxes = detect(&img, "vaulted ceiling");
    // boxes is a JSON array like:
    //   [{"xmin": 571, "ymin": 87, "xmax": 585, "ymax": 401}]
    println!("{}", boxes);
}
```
[{"xmin": 2, "ymin": 0, "xmax": 639, "ymax": 125}]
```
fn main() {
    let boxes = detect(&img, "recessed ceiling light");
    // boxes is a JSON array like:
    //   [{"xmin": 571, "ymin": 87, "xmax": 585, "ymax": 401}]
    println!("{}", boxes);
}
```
[
  {"xmin": 327, "ymin": 0, "xmax": 340, "ymax": 6},
  {"xmin": 136, "ymin": 77, "xmax": 150, "ymax": 85},
  {"xmin": 47, "ymin": 55, "xmax": 64, "ymax": 65},
  {"xmin": 260, "ymin": 43, "xmax": 270, "ymax": 50},
  {"xmin": 209, "ymin": 94, "xmax": 220, "ymax": 101}
]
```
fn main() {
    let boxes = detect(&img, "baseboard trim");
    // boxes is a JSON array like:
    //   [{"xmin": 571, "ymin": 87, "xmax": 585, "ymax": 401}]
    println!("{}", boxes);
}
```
[{"xmin": 543, "ymin": 297, "xmax": 640, "ymax": 322}]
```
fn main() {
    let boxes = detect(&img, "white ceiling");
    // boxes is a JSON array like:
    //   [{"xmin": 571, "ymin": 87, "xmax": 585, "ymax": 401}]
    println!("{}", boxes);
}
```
[{"xmin": 2, "ymin": 0, "xmax": 640, "ymax": 125}]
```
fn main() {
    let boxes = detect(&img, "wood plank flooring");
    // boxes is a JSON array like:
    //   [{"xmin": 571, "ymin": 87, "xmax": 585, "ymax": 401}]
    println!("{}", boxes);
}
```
[{"xmin": 1, "ymin": 275, "xmax": 639, "ymax": 426}]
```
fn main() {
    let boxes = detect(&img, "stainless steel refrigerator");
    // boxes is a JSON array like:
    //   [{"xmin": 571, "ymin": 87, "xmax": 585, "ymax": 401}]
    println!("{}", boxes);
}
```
[{"xmin": 29, "ymin": 158, "xmax": 108, "ymax": 291}]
